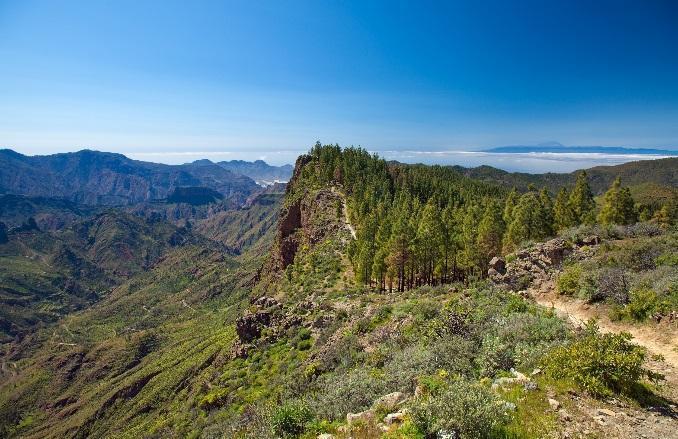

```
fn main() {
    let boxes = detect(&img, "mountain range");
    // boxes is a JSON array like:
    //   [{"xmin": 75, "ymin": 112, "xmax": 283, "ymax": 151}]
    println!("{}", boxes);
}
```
[{"xmin": 0, "ymin": 149, "xmax": 260, "ymax": 206}]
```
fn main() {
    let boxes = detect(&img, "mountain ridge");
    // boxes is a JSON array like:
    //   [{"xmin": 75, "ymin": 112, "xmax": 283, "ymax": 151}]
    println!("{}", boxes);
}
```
[{"xmin": 0, "ymin": 149, "xmax": 259, "ymax": 206}]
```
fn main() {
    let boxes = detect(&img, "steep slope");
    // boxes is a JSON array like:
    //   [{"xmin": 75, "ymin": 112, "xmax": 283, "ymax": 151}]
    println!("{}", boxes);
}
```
[
  {"xmin": 195, "ymin": 191, "xmax": 284, "ymax": 254},
  {"xmin": 0, "ymin": 244, "xmax": 252, "ymax": 439},
  {"xmin": 0, "ymin": 211, "xmax": 205, "ymax": 341},
  {"xmin": 0, "ymin": 195, "xmax": 98, "ymax": 230},
  {"xmin": 0, "ymin": 149, "xmax": 259, "ymax": 205}
]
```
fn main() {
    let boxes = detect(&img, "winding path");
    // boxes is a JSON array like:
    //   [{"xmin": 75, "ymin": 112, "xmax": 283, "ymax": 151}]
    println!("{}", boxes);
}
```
[{"xmin": 533, "ymin": 291, "xmax": 678, "ymax": 369}]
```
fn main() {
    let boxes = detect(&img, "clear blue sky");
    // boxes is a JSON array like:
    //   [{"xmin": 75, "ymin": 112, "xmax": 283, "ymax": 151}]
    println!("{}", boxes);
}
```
[{"xmin": 1, "ymin": 0, "xmax": 677, "ymax": 166}]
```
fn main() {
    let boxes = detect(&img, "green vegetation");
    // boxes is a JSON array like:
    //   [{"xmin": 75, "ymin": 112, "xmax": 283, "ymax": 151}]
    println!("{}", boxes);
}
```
[
  {"xmin": 411, "ymin": 378, "xmax": 509, "ymax": 438},
  {"xmin": 1, "ymin": 144, "xmax": 676, "ymax": 438},
  {"xmin": 556, "ymin": 228, "xmax": 678, "ymax": 321},
  {"xmin": 543, "ymin": 321, "xmax": 663, "ymax": 397}
]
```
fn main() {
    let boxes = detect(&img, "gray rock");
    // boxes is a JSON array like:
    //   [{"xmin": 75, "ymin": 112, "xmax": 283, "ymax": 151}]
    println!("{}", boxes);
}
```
[
  {"xmin": 347, "ymin": 409, "xmax": 375, "ymax": 425},
  {"xmin": 372, "ymin": 392, "xmax": 407, "ymax": 411},
  {"xmin": 548, "ymin": 398, "xmax": 561, "ymax": 410}
]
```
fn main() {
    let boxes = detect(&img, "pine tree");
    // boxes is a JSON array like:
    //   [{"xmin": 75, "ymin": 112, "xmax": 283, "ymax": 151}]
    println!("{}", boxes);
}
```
[
  {"xmin": 538, "ymin": 188, "xmax": 554, "ymax": 238},
  {"xmin": 440, "ymin": 205, "xmax": 460, "ymax": 282},
  {"xmin": 653, "ymin": 203, "xmax": 674, "ymax": 228},
  {"xmin": 504, "ymin": 192, "xmax": 542, "ymax": 251},
  {"xmin": 553, "ymin": 187, "xmax": 574, "ymax": 231},
  {"xmin": 597, "ymin": 177, "xmax": 637, "ymax": 225},
  {"xmin": 461, "ymin": 204, "xmax": 483, "ymax": 275},
  {"xmin": 416, "ymin": 198, "xmax": 443, "ymax": 284},
  {"xmin": 568, "ymin": 171, "xmax": 596, "ymax": 225},
  {"xmin": 503, "ymin": 188, "xmax": 519, "ymax": 225},
  {"xmin": 477, "ymin": 200, "xmax": 505, "ymax": 271}
]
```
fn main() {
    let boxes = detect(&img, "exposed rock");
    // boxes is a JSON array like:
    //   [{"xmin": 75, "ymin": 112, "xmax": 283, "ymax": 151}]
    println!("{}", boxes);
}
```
[
  {"xmin": 523, "ymin": 381, "xmax": 538, "ymax": 391},
  {"xmin": 384, "ymin": 411, "xmax": 406, "ymax": 425},
  {"xmin": 235, "ymin": 311, "xmax": 271, "ymax": 343},
  {"xmin": 491, "ymin": 238, "xmax": 573, "ymax": 290},
  {"xmin": 230, "ymin": 342, "xmax": 252, "ymax": 359},
  {"xmin": 346, "ymin": 409, "xmax": 375, "ymax": 425},
  {"xmin": 596, "ymin": 408, "xmax": 616, "ymax": 417},
  {"xmin": 372, "ymin": 392, "xmax": 407, "ymax": 411},
  {"xmin": 579, "ymin": 235, "xmax": 601, "ymax": 246},
  {"xmin": 489, "ymin": 256, "xmax": 506, "ymax": 274},
  {"xmin": 548, "ymin": 398, "xmax": 561, "ymax": 410},
  {"xmin": 252, "ymin": 296, "xmax": 279, "ymax": 309},
  {"xmin": 317, "ymin": 434, "xmax": 335, "ymax": 439},
  {"xmin": 558, "ymin": 409, "xmax": 572, "ymax": 422}
]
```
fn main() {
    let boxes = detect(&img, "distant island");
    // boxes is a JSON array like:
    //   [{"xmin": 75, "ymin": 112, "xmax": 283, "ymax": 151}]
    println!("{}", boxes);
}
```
[{"xmin": 482, "ymin": 145, "xmax": 677, "ymax": 155}]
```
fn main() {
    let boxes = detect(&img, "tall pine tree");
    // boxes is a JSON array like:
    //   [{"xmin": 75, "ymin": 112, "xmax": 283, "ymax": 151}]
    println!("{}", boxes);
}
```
[
  {"xmin": 597, "ymin": 177, "xmax": 637, "ymax": 225},
  {"xmin": 568, "ymin": 171, "xmax": 596, "ymax": 225}
]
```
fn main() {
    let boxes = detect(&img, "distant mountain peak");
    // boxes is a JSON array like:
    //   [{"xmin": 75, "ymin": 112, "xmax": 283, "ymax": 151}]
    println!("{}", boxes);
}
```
[{"xmin": 191, "ymin": 159, "xmax": 214, "ymax": 165}]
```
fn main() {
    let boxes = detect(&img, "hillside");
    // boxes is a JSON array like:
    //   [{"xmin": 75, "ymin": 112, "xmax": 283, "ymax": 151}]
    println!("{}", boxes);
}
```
[
  {"xmin": 0, "ymin": 211, "xmax": 207, "ymax": 342},
  {"xmin": 0, "ymin": 144, "xmax": 676, "ymax": 438},
  {"xmin": 0, "ymin": 149, "xmax": 259, "ymax": 205},
  {"xmin": 452, "ymin": 157, "xmax": 678, "ymax": 196},
  {"xmin": 0, "ymin": 195, "xmax": 99, "ymax": 230}
]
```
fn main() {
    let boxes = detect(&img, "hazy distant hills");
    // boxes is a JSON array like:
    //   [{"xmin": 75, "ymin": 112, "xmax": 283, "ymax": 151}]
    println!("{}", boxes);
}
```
[
  {"xmin": 482, "ymin": 144, "xmax": 678, "ymax": 155},
  {"xmin": 215, "ymin": 159, "xmax": 293, "ymax": 185},
  {"xmin": 0, "ymin": 149, "xmax": 260, "ymax": 205}
]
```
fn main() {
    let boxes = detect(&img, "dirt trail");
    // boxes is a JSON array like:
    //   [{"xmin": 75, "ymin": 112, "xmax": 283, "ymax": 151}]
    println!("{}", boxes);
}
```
[
  {"xmin": 533, "ymin": 290, "xmax": 678, "ymax": 369},
  {"xmin": 331, "ymin": 186, "xmax": 357, "ymax": 239}
]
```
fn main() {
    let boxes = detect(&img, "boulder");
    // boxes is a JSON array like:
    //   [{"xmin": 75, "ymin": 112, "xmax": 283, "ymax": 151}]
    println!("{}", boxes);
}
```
[
  {"xmin": 372, "ymin": 392, "xmax": 407, "ymax": 411},
  {"xmin": 548, "ymin": 398, "xmax": 561, "ymax": 410},
  {"xmin": 542, "ymin": 238, "xmax": 567, "ymax": 265},
  {"xmin": 580, "ymin": 235, "xmax": 601, "ymax": 246},
  {"xmin": 489, "ymin": 256, "xmax": 506, "ymax": 274},
  {"xmin": 252, "ymin": 296, "xmax": 279, "ymax": 309},
  {"xmin": 596, "ymin": 408, "xmax": 616, "ymax": 417},
  {"xmin": 235, "ymin": 311, "xmax": 271, "ymax": 342},
  {"xmin": 384, "ymin": 411, "xmax": 406, "ymax": 425},
  {"xmin": 346, "ymin": 409, "xmax": 375, "ymax": 425}
]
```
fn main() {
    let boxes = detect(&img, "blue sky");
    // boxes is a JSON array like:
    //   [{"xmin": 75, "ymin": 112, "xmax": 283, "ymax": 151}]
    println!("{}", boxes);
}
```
[{"xmin": 1, "ymin": 0, "xmax": 677, "ymax": 169}]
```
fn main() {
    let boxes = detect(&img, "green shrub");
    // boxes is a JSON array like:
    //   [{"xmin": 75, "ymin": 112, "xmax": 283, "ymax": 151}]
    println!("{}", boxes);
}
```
[
  {"xmin": 296, "ymin": 339, "xmax": 312, "ymax": 351},
  {"xmin": 556, "ymin": 265, "xmax": 582, "ymax": 296},
  {"xmin": 556, "ymin": 264, "xmax": 597, "ymax": 300},
  {"xmin": 656, "ymin": 252, "xmax": 678, "ymax": 267},
  {"xmin": 309, "ymin": 368, "xmax": 389, "ymax": 420},
  {"xmin": 270, "ymin": 401, "xmax": 314, "ymax": 438},
  {"xmin": 411, "ymin": 378, "xmax": 509, "ymax": 439},
  {"xmin": 625, "ymin": 288, "xmax": 659, "ymax": 321},
  {"xmin": 543, "ymin": 321, "xmax": 663, "ymax": 397}
]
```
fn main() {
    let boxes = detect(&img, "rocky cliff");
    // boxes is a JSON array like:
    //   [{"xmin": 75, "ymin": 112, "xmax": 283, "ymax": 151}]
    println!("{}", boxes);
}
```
[{"xmin": 266, "ymin": 155, "xmax": 350, "ymax": 275}]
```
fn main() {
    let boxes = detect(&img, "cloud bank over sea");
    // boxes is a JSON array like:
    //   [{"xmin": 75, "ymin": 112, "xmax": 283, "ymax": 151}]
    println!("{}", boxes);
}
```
[{"xmin": 377, "ymin": 150, "xmax": 677, "ymax": 173}]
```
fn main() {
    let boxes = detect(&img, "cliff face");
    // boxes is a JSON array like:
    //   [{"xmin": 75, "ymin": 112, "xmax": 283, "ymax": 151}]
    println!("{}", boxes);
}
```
[{"xmin": 266, "ymin": 155, "xmax": 349, "ymax": 275}]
